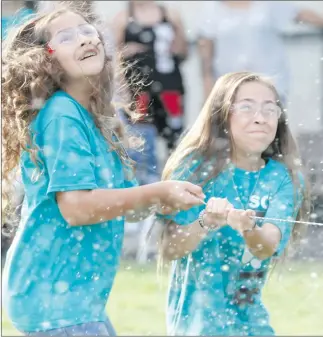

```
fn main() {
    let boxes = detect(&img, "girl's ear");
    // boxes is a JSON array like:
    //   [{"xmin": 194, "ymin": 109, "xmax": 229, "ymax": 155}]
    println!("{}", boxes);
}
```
[{"xmin": 46, "ymin": 43, "xmax": 55, "ymax": 54}]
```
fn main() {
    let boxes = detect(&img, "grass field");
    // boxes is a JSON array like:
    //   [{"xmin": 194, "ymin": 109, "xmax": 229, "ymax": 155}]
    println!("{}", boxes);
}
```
[{"xmin": 2, "ymin": 260, "xmax": 323, "ymax": 336}]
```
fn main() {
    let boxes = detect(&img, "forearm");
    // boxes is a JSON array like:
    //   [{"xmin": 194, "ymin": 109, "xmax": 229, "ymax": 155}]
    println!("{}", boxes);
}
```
[
  {"xmin": 172, "ymin": 35, "xmax": 188, "ymax": 59},
  {"xmin": 162, "ymin": 220, "xmax": 207, "ymax": 260},
  {"xmin": 198, "ymin": 38, "xmax": 214, "ymax": 98},
  {"xmin": 58, "ymin": 184, "xmax": 163, "ymax": 226},
  {"xmin": 203, "ymin": 75, "xmax": 215, "ymax": 100},
  {"xmin": 243, "ymin": 223, "xmax": 281, "ymax": 260}
]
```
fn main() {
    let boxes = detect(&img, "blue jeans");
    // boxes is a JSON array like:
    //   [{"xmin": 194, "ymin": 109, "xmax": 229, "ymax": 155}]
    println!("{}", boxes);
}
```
[
  {"xmin": 24, "ymin": 318, "xmax": 116, "ymax": 336},
  {"xmin": 128, "ymin": 124, "xmax": 160, "ymax": 185}
]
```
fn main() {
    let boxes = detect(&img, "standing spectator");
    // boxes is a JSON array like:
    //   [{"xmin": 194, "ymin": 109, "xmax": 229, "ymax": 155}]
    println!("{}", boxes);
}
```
[
  {"xmin": 112, "ymin": 0, "xmax": 187, "ymax": 185},
  {"xmin": 198, "ymin": 1, "xmax": 323, "ymax": 102}
]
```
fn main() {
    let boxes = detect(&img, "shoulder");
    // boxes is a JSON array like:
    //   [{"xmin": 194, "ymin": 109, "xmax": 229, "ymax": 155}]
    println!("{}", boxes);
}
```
[
  {"xmin": 268, "ymin": 159, "xmax": 305, "ymax": 191},
  {"xmin": 35, "ymin": 91, "xmax": 86, "ymax": 131},
  {"xmin": 268, "ymin": 159, "xmax": 289, "ymax": 174}
]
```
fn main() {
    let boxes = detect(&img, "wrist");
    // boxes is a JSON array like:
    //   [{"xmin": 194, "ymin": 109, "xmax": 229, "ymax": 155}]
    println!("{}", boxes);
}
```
[
  {"xmin": 198, "ymin": 210, "xmax": 222, "ymax": 231},
  {"xmin": 193, "ymin": 216, "xmax": 208, "ymax": 236}
]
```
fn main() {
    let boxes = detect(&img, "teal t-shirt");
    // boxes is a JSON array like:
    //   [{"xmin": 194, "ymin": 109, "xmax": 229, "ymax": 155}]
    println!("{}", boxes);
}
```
[
  {"xmin": 159, "ymin": 156, "xmax": 303, "ymax": 336},
  {"xmin": 2, "ymin": 91, "xmax": 137, "ymax": 332}
]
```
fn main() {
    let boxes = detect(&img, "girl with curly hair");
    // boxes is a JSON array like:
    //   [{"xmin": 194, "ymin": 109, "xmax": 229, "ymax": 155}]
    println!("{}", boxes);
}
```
[{"xmin": 1, "ymin": 3, "xmax": 204, "ymax": 336}]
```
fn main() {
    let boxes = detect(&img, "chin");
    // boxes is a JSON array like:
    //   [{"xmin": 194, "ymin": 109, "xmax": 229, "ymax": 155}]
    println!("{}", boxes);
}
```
[
  {"xmin": 245, "ymin": 142, "xmax": 270, "ymax": 155},
  {"xmin": 82, "ymin": 66, "xmax": 105, "ymax": 77},
  {"xmin": 78, "ymin": 59, "xmax": 105, "ymax": 77}
]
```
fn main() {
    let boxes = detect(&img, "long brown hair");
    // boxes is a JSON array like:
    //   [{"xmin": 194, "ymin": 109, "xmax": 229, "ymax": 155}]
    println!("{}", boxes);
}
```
[
  {"xmin": 2, "ymin": 3, "xmax": 141, "ymax": 223},
  {"xmin": 161, "ymin": 72, "xmax": 310, "ymax": 255}
]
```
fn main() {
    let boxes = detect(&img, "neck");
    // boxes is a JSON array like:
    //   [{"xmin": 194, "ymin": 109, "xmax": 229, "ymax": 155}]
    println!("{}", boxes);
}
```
[
  {"xmin": 64, "ymin": 80, "xmax": 93, "ymax": 110},
  {"xmin": 231, "ymin": 151, "xmax": 265, "ymax": 171}
]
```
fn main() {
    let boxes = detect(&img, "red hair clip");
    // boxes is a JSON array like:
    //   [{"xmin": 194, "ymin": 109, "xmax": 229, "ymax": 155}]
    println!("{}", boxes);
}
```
[{"xmin": 46, "ymin": 43, "xmax": 55, "ymax": 54}]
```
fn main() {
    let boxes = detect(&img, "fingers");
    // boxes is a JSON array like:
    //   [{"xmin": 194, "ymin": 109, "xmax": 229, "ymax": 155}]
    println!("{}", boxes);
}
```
[
  {"xmin": 204, "ymin": 197, "xmax": 233, "ymax": 226},
  {"xmin": 238, "ymin": 210, "xmax": 256, "ymax": 232},
  {"xmin": 184, "ymin": 182, "xmax": 206, "ymax": 201},
  {"xmin": 246, "ymin": 209, "xmax": 256, "ymax": 218},
  {"xmin": 229, "ymin": 208, "xmax": 255, "ymax": 231},
  {"xmin": 208, "ymin": 197, "xmax": 231, "ymax": 214},
  {"xmin": 173, "ymin": 190, "xmax": 205, "ymax": 211}
]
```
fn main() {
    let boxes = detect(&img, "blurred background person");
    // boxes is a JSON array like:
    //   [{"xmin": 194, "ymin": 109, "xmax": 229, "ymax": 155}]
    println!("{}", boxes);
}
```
[
  {"xmin": 1, "ymin": 0, "xmax": 37, "ymax": 268},
  {"xmin": 2, "ymin": 0, "xmax": 36, "ymax": 40},
  {"xmin": 112, "ymin": 0, "xmax": 187, "ymax": 186},
  {"xmin": 197, "ymin": 0, "xmax": 323, "ymax": 103}
]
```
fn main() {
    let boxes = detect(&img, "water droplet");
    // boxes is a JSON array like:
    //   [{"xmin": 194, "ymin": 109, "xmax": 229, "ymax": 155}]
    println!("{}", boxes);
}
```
[
  {"xmin": 251, "ymin": 259, "xmax": 262, "ymax": 269},
  {"xmin": 41, "ymin": 321, "xmax": 52, "ymax": 329},
  {"xmin": 54, "ymin": 281, "xmax": 69, "ymax": 294},
  {"xmin": 221, "ymin": 264, "xmax": 229, "ymax": 272},
  {"xmin": 310, "ymin": 272, "xmax": 317, "ymax": 279},
  {"xmin": 73, "ymin": 231, "xmax": 84, "ymax": 241}
]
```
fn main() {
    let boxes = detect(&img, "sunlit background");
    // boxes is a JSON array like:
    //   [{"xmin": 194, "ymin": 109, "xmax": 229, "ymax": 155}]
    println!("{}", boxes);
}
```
[{"xmin": 2, "ymin": 1, "xmax": 323, "ymax": 335}]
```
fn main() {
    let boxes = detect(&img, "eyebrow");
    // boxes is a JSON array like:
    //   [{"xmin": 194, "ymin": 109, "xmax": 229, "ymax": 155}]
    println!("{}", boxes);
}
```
[{"xmin": 237, "ymin": 98, "xmax": 276, "ymax": 104}]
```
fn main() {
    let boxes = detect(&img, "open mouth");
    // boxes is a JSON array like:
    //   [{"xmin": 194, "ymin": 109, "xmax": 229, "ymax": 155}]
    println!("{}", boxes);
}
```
[{"xmin": 80, "ymin": 50, "xmax": 98, "ymax": 61}]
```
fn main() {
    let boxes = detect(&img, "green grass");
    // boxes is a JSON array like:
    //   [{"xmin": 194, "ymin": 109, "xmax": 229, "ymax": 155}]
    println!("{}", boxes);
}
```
[{"xmin": 2, "ymin": 261, "xmax": 323, "ymax": 336}]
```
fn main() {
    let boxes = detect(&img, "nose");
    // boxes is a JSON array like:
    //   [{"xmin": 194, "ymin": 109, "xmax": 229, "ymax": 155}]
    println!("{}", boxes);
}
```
[
  {"xmin": 78, "ymin": 33, "xmax": 93, "ymax": 47},
  {"xmin": 254, "ymin": 110, "xmax": 267, "ymax": 124}
]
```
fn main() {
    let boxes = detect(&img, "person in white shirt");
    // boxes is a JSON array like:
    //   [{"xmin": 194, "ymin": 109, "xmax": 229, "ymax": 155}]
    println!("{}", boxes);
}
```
[{"xmin": 198, "ymin": 1, "xmax": 323, "ymax": 101}]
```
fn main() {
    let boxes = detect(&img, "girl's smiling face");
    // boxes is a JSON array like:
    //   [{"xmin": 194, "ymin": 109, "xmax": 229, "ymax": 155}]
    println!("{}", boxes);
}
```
[
  {"xmin": 229, "ymin": 81, "xmax": 281, "ymax": 156},
  {"xmin": 47, "ymin": 12, "xmax": 105, "ymax": 81}
]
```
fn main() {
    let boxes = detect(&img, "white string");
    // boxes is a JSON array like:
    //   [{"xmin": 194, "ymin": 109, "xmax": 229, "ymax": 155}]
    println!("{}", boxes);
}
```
[
  {"xmin": 250, "ymin": 216, "xmax": 323, "ymax": 227},
  {"xmin": 196, "ymin": 197, "xmax": 323, "ymax": 227}
]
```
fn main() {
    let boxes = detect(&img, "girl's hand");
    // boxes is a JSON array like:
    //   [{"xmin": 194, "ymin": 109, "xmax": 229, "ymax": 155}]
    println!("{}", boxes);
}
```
[
  {"xmin": 203, "ymin": 197, "xmax": 234, "ymax": 228},
  {"xmin": 227, "ymin": 209, "xmax": 256, "ymax": 234},
  {"xmin": 160, "ymin": 181, "xmax": 206, "ymax": 211}
]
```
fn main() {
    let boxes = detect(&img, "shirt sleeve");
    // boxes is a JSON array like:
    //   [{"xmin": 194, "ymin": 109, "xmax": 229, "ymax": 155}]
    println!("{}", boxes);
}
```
[
  {"xmin": 269, "ymin": 1, "xmax": 300, "ymax": 32},
  {"xmin": 262, "ymin": 172, "xmax": 304, "ymax": 257},
  {"xmin": 41, "ymin": 115, "xmax": 99, "ymax": 197}
]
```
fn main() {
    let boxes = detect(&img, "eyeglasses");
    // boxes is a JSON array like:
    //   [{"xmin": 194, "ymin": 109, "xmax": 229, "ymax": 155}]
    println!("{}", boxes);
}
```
[
  {"xmin": 231, "ymin": 100, "xmax": 282, "ymax": 119},
  {"xmin": 48, "ymin": 23, "xmax": 99, "ymax": 49}
]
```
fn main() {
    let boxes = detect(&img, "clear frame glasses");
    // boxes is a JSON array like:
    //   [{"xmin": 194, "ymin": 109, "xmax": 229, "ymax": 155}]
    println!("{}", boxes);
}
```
[
  {"xmin": 48, "ymin": 23, "xmax": 99, "ymax": 49},
  {"xmin": 231, "ymin": 100, "xmax": 282, "ymax": 120}
]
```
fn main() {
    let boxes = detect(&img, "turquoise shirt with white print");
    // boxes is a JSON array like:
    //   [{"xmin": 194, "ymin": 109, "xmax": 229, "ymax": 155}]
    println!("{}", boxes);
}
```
[
  {"xmin": 159, "ymin": 156, "xmax": 303, "ymax": 336},
  {"xmin": 2, "ymin": 91, "xmax": 137, "ymax": 332}
]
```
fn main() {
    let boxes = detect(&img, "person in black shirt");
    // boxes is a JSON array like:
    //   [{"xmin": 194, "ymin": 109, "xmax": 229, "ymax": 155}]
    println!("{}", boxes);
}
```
[{"xmin": 113, "ymin": 0, "xmax": 187, "ymax": 185}]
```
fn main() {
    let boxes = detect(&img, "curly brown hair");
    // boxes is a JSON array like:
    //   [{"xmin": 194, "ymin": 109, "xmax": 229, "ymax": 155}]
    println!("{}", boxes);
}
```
[{"xmin": 2, "ymin": 2, "xmax": 141, "ymax": 222}]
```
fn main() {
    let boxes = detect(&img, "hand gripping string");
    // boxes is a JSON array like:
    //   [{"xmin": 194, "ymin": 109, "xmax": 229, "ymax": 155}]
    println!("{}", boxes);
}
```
[{"xmin": 195, "ymin": 196, "xmax": 323, "ymax": 227}]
